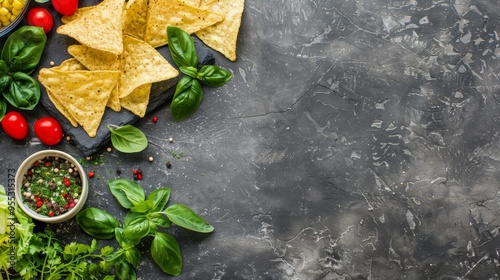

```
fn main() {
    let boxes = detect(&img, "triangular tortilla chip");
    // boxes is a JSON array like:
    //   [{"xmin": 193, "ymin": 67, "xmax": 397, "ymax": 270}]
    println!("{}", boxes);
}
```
[
  {"xmin": 118, "ymin": 35, "xmax": 178, "ymax": 98},
  {"xmin": 61, "ymin": 6, "xmax": 94, "ymax": 23},
  {"xmin": 67, "ymin": 45, "xmax": 122, "ymax": 111},
  {"xmin": 143, "ymin": 0, "xmax": 224, "ymax": 48},
  {"xmin": 195, "ymin": 0, "xmax": 244, "ymax": 61},
  {"xmin": 43, "ymin": 58, "xmax": 87, "ymax": 127},
  {"xmin": 123, "ymin": 0, "xmax": 149, "ymax": 39},
  {"xmin": 38, "ymin": 69, "xmax": 121, "ymax": 137},
  {"xmin": 57, "ymin": 0, "xmax": 125, "ymax": 54},
  {"xmin": 120, "ymin": 83, "xmax": 152, "ymax": 117}
]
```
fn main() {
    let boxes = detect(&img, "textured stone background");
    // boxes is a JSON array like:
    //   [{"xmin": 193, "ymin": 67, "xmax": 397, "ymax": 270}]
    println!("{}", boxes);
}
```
[{"xmin": 2, "ymin": 0, "xmax": 500, "ymax": 279}]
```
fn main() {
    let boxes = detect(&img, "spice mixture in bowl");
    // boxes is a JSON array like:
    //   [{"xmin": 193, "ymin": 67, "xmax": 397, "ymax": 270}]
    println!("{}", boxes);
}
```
[{"xmin": 15, "ymin": 150, "xmax": 89, "ymax": 223}]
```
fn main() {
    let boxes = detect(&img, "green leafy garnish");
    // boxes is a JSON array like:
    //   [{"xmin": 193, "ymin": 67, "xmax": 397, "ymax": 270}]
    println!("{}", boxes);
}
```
[
  {"xmin": 0, "ymin": 26, "xmax": 47, "ymax": 118},
  {"xmin": 76, "ymin": 179, "xmax": 214, "ymax": 277},
  {"xmin": 167, "ymin": 26, "xmax": 232, "ymax": 121},
  {"xmin": 108, "ymin": 124, "xmax": 148, "ymax": 153}
]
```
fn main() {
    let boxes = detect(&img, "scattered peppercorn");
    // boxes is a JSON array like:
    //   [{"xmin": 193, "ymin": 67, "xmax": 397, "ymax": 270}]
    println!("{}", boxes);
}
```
[
  {"xmin": 87, "ymin": 171, "xmax": 95, "ymax": 178},
  {"xmin": 148, "ymin": 156, "xmax": 154, "ymax": 162},
  {"xmin": 168, "ymin": 137, "xmax": 173, "ymax": 143},
  {"xmin": 152, "ymin": 116, "xmax": 158, "ymax": 123},
  {"xmin": 166, "ymin": 161, "xmax": 172, "ymax": 168}
]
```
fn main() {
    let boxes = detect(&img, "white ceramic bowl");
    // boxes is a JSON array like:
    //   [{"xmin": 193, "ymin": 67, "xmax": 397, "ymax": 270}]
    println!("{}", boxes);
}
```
[{"xmin": 15, "ymin": 150, "xmax": 89, "ymax": 223}]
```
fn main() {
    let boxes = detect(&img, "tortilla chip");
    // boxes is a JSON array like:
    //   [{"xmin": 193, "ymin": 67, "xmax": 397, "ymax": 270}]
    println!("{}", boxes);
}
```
[
  {"xmin": 144, "ymin": 0, "xmax": 224, "ymax": 48},
  {"xmin": 38, "ymin": 69, "xmax": 121, "ymax": 137},
  {"xmin": 43, "ymin": 59, "xmax": 87, "ymax": 127},
  {"xmin": 53, "ymin": 58, "xmax": 87, "ymax": 71},
  {"xmin": 195, "ymin": 0, "xmax": 244, "ymax": 61},
  {"xmin": 120, "ymin": 83, "xmax": 151, "ymax": 117},
  {"xmin": 67, "ymin": 45, "xmax": 120, "ymax": 71},
  {"xmin": 57, "ymin": 0, "xmax": 125, "ymax": 54},
  {"xmin": 118, "ymin": 35, "xmax": 178, "ymax": 98},
  {"xmin": 123, "ymin": 0, "xmax": 149, "ymax": 39},
  {"xmin": 61, "ymin": 6, "xmax": 94, "ymax": 23},
  {"xmin": 183, "ymin": 0, "xmax": 200, "ymax": 6}
]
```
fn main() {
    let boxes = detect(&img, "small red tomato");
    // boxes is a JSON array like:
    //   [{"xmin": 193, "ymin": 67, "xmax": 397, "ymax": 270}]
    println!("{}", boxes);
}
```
[
  {"xmin": 27, "ymin": 7, "xmax": 54, "ymax": 33},
  {"xmin": 52, "ymin": 0, "xmax": 78, "ymax": 16},
  {"xmin": 34, "ymin": 117, "xmax": 63, "ymax": 146},
  {"xmin": 1, "ymin": 111, "xmax": 28, "ymax": 140}
]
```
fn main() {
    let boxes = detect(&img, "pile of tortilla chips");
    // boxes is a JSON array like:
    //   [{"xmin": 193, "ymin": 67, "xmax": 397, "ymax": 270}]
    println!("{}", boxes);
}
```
[{"xmin": 38, "ymin": 0, "xmax": 245, "ymax": 138}]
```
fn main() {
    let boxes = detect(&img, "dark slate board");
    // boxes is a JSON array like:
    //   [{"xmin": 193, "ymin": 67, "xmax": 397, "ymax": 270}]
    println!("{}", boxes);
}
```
[{"xmin": 27, "ymin": 0, "xmax": 214, "ymax": 156}]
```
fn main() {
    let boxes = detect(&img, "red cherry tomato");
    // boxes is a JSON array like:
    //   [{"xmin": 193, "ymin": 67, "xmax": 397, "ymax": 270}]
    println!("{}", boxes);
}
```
[
  {"xmin": 26, "ymin": 7, "xmax": 53, "ymax": 33},
  {"xmin": 34, "ymin": 117, "xmax": 63, "ymax": 146},
  {"xmin": 52, "ymin": 0, "xmax": 78, "ymax": 16},
  {"xmin": 1, "ymin": 111, "xmax": 28, "ymax": 140}
]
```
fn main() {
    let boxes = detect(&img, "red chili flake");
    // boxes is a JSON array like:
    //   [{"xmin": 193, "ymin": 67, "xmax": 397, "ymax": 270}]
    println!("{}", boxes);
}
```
[
  {"xmin": 48, "ymin": 211, "xmax": 54, "ymax": 217},
  {"xmin": 152, "ymin": 116, "xmax": 158, "ymax": 123},
  {"xmin": 64, "ymin": 180, "xmax": 71, "ymax": 187},
  {"xmin": 87, "ymin": 171, "xmax": 95, "ymax": 178},
  {"xmin": 36, "ymin": 201, "xmax": 42, "ymax": 207}
]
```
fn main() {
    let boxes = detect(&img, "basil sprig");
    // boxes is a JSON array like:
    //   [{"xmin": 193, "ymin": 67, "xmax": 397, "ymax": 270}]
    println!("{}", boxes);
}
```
[
  {"xmin": 167, "ymin": 26, "xmax": 233, "ymax": 121},
  {"xmin": 0, "ymin": 26, "xmax": 47, "ymax": 118},
  {"xmin": 108, "ymin": 124, "xmax": 148, "ymax": 153},
  {"xmin": 76, "ymin": 179, "xmax": 214, "ymax": 278}
]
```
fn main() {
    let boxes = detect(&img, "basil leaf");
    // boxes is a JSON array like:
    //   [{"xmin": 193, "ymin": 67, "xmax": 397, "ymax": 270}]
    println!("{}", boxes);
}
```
[
  {"xmin": 148, "ymin": 212, "xmax": 171, "ymax": 229},
  {"xmin": 123, "ymin": 214, "xmax": 150, "ymax": 241},
  {"xmin": 147, "ymin": 188, "xmax": 171, "ymax": 212},
  {"xmin": 108, "ymin": 179, "xmax": 145, "ymax": 209},
  {"xmin": 76, "ymin": 208, "xmax": 119, "ymax": 239},
  {"xmin": 116, "ymin": 223, "xmax": 141, "ymax": 249},
  {"xmin": 197, "ymin": 65, "xmax": 233, "ymax": 87},
  {"xmin": 124, "ymin": 247, "xmax": 141, "ymax": 268},
  {"xmin": 170, "ymin": 76, "xmax": 203, "ymax": 122},
  {"xmin": 179, "ymin": 66, "xmax": 199, "ymax": 79},
  {"xmin": 108, "ymin": 124, "xmax": 148, "ymax": 153},
  {"xmin": 167, "ymin": 26, "xmax": 198, "ymax": 68},
  {"xmin": 115, "ymin": 260, "xmax": 137, "ymax": 280},
  {"xmin": 0, "ymin": 98, "xmax": 6, "ymax": 121},
  {"xmin": 1, "ymin": 26, "xmax": 47, "ymax": 74},
  {"xmin": 151, "ymin": 232, "xmax": 182, "ymax": 276},
  {"xmin": 164, "ymin": 204, "xmax": 214, "ymax": 233},
  {"xmin": 4, "ymin": 72, "xmax": 40, "ymax": 110},
  {"xmin": 124, "ymin": 211, "xmax": 145, "ymax": 227},
  {"xmin": 130, "ymin": 200, "xmax": 153, "ymax": 213}
]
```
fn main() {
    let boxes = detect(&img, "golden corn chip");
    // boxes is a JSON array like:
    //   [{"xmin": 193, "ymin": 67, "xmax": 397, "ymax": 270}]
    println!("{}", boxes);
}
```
[
  {"xmin": 61, "ymin": 6, "xmax": 94, "ymax": 23},
  {"xmin": 196, "ymin": 0, "xmax": 244, "ymax": 61},
  {"xmin": 183, "ymin": 0, "xmax": 201, "ymax": 6},
  {"xmin": 57, "ymin": 0, "xmax": 125, "ymax": 55},
  {"xmin": 38, "ymin": 69, "xmax": 121, "ymax": 137},
  {"xmin": 123, "ymin": 0, "xmax": 149, "ymax": 39},
  {"xmin": 118, "ymin": 35, "xmax": 179, "ymax": 98},
  {"xmin": 67, "ymin": 45, "xmax": 120, "ymax": 71},
  {"xmin": 120, "ymin": 83, "xmax": 152, "ymax": 117},
  {"xmin": 43, "ymin": 58, "xmax": 87, "ymax": 127},
  {"xmin": 67, "ymin": 45, "xmax": 122, "ymax": 111},
  {"xmin": 144, "ymin": 0, "xmax": 224, "ymax": 48}
]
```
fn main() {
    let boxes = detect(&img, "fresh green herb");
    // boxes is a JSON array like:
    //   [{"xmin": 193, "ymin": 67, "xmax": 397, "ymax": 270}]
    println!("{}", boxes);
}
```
[
  {"xmin": 167, "ymin": 26, "xmax": 232, "ymax": 121},
  {"xmin": 76, "ymin": 179, "xmax": 214, "ymax": 278},
  {"xmin": 0, "ymin": 26, "xmax": 47, "ymax": 117},
  {"xmin": 0, "ymin": 185, "xmax": 118, "ymax": 279},
  {"xmin": 108, "ymin": 124, "xmax": 148, "ymax": 153}
]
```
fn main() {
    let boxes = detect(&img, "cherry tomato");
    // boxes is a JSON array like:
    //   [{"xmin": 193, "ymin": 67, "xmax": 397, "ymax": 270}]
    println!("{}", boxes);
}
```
[
  {"xmin": 26, "ymin": 7, "xmax": 53, "ymax": 33},
  {"xmin": 34, "ymin": 117, "xmax": 63, "ymax": 146},
  {"xmin": 52, "ymin": 0, "xmax": 78, "ymax": 16},
  {"xmin": 1, "ymin": 111, "xmax": 28, "ymax": 140}
]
